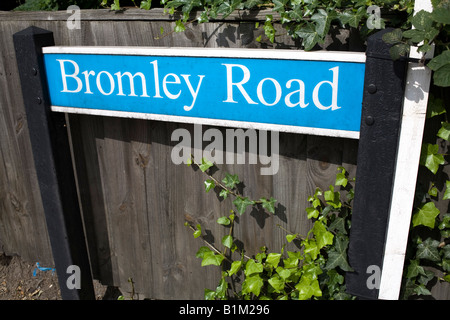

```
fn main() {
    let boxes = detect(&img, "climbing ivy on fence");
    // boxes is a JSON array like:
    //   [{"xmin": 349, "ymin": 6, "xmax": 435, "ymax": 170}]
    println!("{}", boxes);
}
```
[
  {"xmin": 184, "ymin": 156, "xmax": 355, "ymax": 300},
  {"xmin": 399, "ymin": 94, "xmax": 450, "ymax": 299}
]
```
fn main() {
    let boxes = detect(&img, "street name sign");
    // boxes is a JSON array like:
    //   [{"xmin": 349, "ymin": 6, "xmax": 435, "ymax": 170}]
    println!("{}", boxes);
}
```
[{"xmin": 43, "ymin": 47, "xmax": 366, "ymax": 139}]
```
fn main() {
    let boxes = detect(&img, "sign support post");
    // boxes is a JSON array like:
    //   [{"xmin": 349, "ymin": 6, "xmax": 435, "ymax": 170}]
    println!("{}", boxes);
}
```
[
  {"xmin": 378, "ymin": 0, "xmax": 434, "ymax": 300},
  {"xmin": 13, "ymin": 26, "xmax": 95, "ymax": 300},
  {"xmin": 346, "ymin": 28, "xmax": 408, "ymax": 299}
]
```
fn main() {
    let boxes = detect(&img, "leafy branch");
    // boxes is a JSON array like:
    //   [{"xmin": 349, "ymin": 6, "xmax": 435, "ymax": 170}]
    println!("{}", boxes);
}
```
[
  {"xmin": 188, "ymin": 155, "xmax": 277, "ymax": 215},
  {"xmin": 185, "ymin": 160, "xmax": 355, "ymax": 300}
]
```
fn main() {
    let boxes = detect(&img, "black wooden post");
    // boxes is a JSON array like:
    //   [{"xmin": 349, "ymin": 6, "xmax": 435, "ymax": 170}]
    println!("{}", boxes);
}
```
[
  {"xmin": 13, "ymin": 26, "xmax": 95, "ymax": 300},
  {"xmin": 346, "ymin": 28, "xmax": 408, "ymax": 299}
]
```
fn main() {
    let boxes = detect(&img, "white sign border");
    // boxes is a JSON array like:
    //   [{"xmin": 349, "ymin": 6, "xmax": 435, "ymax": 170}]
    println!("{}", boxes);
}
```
[
  {"xmin": 51, "ymin": 105, "xmax": 360, "ymax": 139},
  {"xmin": 43, "ymin": 46, "xmax": 366, "ymax": 63}
]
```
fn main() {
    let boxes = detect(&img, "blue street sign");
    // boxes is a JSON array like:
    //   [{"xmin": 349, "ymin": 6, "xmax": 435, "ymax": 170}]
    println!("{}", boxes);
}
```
[{"xmin": 43, "ymin": 48, "xmax": 365, "ymax": 138}]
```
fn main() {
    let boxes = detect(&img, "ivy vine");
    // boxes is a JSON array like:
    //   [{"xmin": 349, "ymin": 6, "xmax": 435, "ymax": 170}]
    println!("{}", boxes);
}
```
[{"xmin": 185, "ymin": 157, "xmax": 355, "ymax": 300}]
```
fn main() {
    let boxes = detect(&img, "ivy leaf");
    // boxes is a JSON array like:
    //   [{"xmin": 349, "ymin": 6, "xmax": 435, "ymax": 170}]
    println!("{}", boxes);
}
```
[
  {"xmin": 444, "ymin": 274, "xmax": 450, "ymax": 283},
  {"xmin": 110, "ymin": 0, "xmax": 120, "ymax": 10},
  {"xmin": 427, "ymin": 96, "xmax": 446, "ymax": 119},
  {"xmin": 389, "ymin": 43, "xmax": 410, "ymax": 60},
  {"xmin": 328, "ymin": 216, "xmax": 347, "ymax": 235},
  {"xmin": 222, "ymin": 235, "xmax": 234, "ymax": 249},
  {"xmin": 285, "ymin": 251, "xmax": 302, "ymax": 269},
  {"xmin": 406, "ymin": 259, "xmax": 426, "ymax": 278},
  {"xmin": 312, "ymin": 221, "xmax": 334, "ymax": 249},
  {"xmin": 412, "ymin": 202, "xmax": 440, "ymax": 229},
  {"xmin": 324, "ymin": 235, "xmax": 354, "ymax": 272},
  {"xmin": 295, "ymin": 275, "xmax": 322, "ymax": 300},
  {"xmin": 338, "ymin": 7, "xmax": 365, "ymax": 28},
  {"xmin": 272, "ymin": 0, "xmax": 288, "ymax": 12},
  {"xmin": 204, "ymin": 288, "xmax": 216, "ymax": 300},
  {"xmin": 268, "ymin": 274, "xmax": 285, "ymax": 292},
  {"xmin": 416, "ymin": 238, "xmax": 441, "ymax": 262},
  {"xmin": 186, "ymin": 155, "xmax": 193, "ymax": 167},
  {"xmin": 204, "ymin": 179, "xmax": 215, "ymax": 193},
  {"xmin": 276, "ymin": 266, "xmax": 291, "ymax": 280},
  {"xmin": 403, "ymin": 29, "xmax": 428, "ymax": 43},
  {"xmin": 260, "ymin": 197, "xmax": 276, "ymax": 214},
  {"xmin": 433, "ymin": 64, "xmax": 450, "ymax": 87},
  {"xmin": 174, "ymin": 19, "xmax": 186, "ymax": 32},
  {"xmin": 438, "ymin": 213, "xmax": 450, "ymax": 229},
  {"xmin": 222, "ymin": 173, "xmax": 240, "ymax": 189},
  {"xmin": 437, "ymin": 122, "xmax": 450, "ymax": 140},
  {"xmin": 266, "ymin": 253, "xmax": 281, "ymax": 269},
  {"xmin": 193, "ymin": 224, "xmax": 202, "ymax": 238},
  {"xmin": 242, "ymin": 275, "xmax": 264, "ymax": 296},
  {"xmin": 311, "ymin": 9, "xmax": 333, "ymax": 37},
  {"xmin": 420, "ymin": 143, "xmax": 445, "ymax": 174},
  {"xmin": 295, "ymin": 23, "xmax": 321, "ymax": 51},
  {"xmin": 263, "ymin": 15, "xmax": 276, "ymax": 43},
  {"xmin": 286, "ymin": 233, "xmax": 298, "ymax": 243},
  {"xmin": 197, "ymin": 11, "xmax": 209, "ymax": 23},
  {"xmin": 233, "ymin": 197, "xmax": 254, "ymax": 215},
  {"xmin": 442, "ymin": 258, "xmax": 450, "ymax": 272},
  {"xmin": 303, "ymin": 239, "xmax": 320, "ymax": 260},
  {"xmin": 219, "ymin": 189, "xmax": 229, "ymax": 199},
  {"xmin": 382, "ymin": 28, "xmax": 403, "ymax": 44},
  {"xmin": 217, "ymin": 216, "xmax": 231, "ymax": 226},
  {"xmin": 302, "ymin": 262, "xmax": 323, "ymax": 280},
  {"xmin": 244, "ymin": 0, "xmax": 263, "ymax": 9},
  {"xmin": 411, "ymin": 10, "xmax": 433, "ymax": 31},
  {"xmin": 442, "ymin": 244, "xmax": 450, "ymax": 259},
  {"xmin": 306, "ymin": 207, "xmax": 320, "ymax": 219},
  {"xmin": 245, "ymin": 259, "xmax": 263, "ymax": 276},
  {"xmin": 228, "ymin": 260, "xmax": 242, "ymax": 276},
  {"xmin": 215, "ymin": 277, "xmax": 228, "ymax": 299},
  {"xmin": 428, "ymin": 51, "xmax": 450, "ymax": 87},
  {"xmin": 414, "ymin": 284, "xmax": 432, "ymax": 296},
  {"xmin": 324, "ymin": 185, "xmax": 341, "ymax": 209},
  {"xmin": 335, "ymin": 167, "xmax": 348, "ymax": 187},
  {"xmin": 140, "ymin": 0, "xmax": 152, "ymax": 10},
  {"xmin": 201, "ymin": 251, "xmax": 225, "ymax": 266},
  {"xmin": 196, "ymin": 246, "xmax": 211, "ymax": 259},
  {"xmin": 199, "ymin": 157, "xmax": 214, "ymax": 172},
  {"xmin": 428, "ymin": 51, "xmax": 450, "ymax": 71}
]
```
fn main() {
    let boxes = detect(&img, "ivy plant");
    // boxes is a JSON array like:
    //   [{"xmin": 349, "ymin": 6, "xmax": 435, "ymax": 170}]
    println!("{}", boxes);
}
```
[
  {"xmin": 382, "ymin": 0, "xmax": 450, "ymax": 87},
  {"xmin": 399, "ymin": 93, "xmax": 450, "ymax": 299},
  {"xmin": 185, "ymin": 156, "xmax": 355, "ymax": 300}
]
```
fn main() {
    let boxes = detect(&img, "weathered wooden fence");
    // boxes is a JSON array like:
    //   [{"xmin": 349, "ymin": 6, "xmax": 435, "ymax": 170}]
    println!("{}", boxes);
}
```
[{"xmin": 0, "ymin": 8, "xmax": 448, "ymax": 299}]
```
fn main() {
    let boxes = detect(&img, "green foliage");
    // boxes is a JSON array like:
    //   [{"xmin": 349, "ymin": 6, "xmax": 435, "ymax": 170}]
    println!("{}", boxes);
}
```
[
  {"xmin": 185, "ymin": 158, "xmax": 355, "ymax": 300},
  {"xmin": 382, "ymin": 1, "xmax": 450, "ymax": 88},
  {"xmin": 400, "ymin": 79, "xmax": 450, "ymax": 299}
]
